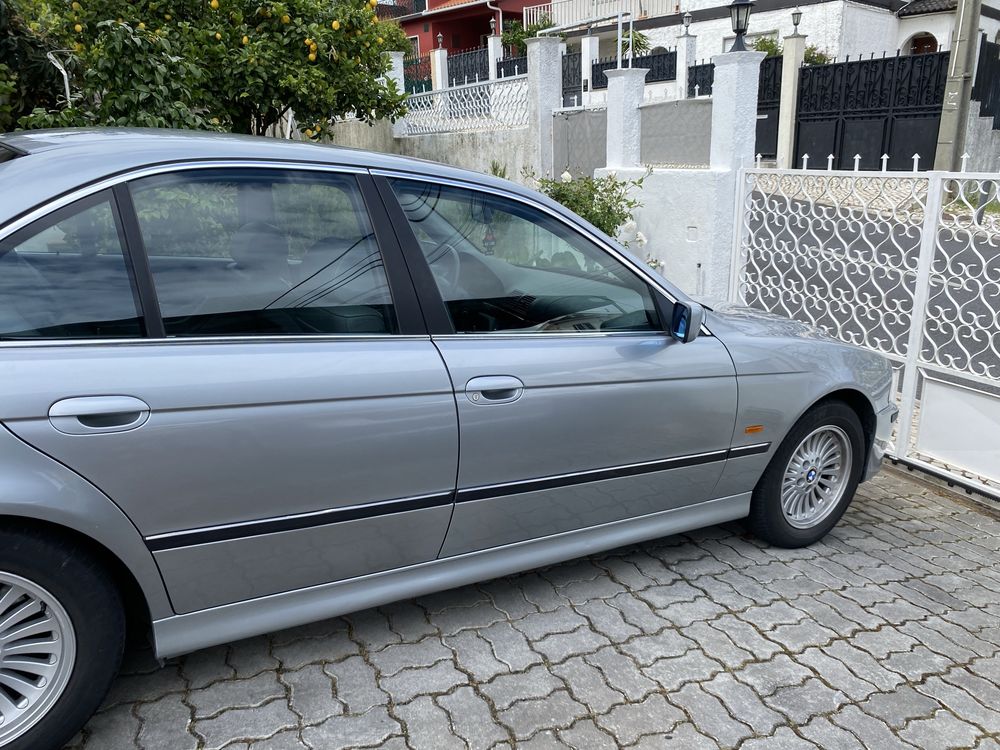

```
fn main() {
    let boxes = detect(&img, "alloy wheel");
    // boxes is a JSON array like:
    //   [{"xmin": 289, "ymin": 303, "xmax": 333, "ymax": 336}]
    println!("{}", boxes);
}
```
[{"xmin": 780, "ymin": 425, "xmax": 853, "ymax": 529}]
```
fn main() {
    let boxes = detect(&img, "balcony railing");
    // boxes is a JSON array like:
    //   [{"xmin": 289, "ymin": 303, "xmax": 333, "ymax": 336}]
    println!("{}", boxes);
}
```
[
  {"xmin": 523, "ymin": 0, "xmax": 676, "ymax": 28},
  {"xmin": 375, "ymin": 0, "xmax": 426, "ymax": 19}
]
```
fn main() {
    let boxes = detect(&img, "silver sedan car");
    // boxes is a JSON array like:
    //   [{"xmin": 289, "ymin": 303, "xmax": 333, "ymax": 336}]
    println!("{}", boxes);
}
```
[{"xmin": 0, "ymin": 129, "xmax": 896, "ymax": 750}]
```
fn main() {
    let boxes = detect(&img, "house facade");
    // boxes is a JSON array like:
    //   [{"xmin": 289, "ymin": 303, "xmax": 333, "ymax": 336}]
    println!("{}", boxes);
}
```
[{"xmin": 379, "ymin": 0, "xmax": 534, "ymax": 55}]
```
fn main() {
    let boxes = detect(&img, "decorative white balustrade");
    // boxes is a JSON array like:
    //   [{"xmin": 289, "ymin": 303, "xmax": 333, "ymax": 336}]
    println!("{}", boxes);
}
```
[
  {"xmin": 400, "ymin": 75, "xmax": 529, "ymax": 135},
  {"xmin": 523, "ymin": 0, "xmax": 676, "ymax": 28},
  {"xmin": 732, "ymin": 164, "xmax": 1000, "ymax": 498}
]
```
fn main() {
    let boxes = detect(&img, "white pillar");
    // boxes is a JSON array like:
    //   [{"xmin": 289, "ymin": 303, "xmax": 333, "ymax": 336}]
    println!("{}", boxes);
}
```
[
  {"xmin": 430, "ymin": 47, "xmax": 449, "ymax": 90},
  {"xmin": 709, "ymin": 50, "xmax": 765, "ymax": 171},
  {"xmin": 675, "ymin": 32, "xmax": 697, "ymax": 100},
  {"xmin": 488, "ymin": 34, "xmax": 504, "ymax": 80},
  {"xmin": 388, "ymin": 51, "xmax": 407, "ymax": 137},
  {"xmin": 605, "ymin": 67, "xmax": 648, "ymax": 168},
  {"xmin": 527, "ymin": 36, "xmax": 562, "ymax": 176},
  {"xmin": 580, "ymin": 35, "xmax": 600, "ymax": 106},
  {"xmin": 776, "ymin": 34, "xmax": 805, "ymax": 168}
]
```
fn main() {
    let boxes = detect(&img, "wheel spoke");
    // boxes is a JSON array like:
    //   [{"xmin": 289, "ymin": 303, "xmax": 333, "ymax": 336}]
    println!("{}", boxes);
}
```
[
  {"xmin": 0, "ymin": 599, "xmax": 42, "ymax": 637},
  {"xmin": 0, "ymin": 657, "xmax": 57, "ymax": 680},
  {"xmin": 0, "ymin": 614, "xmax": 55, "ymax": 646},
  {"xmin": 2, "ymin": 637, "xmax": 60, "ymax": 657},
  {"xmin": 0, "ymin": 669, "xmax": 43, "ymax": 699}
]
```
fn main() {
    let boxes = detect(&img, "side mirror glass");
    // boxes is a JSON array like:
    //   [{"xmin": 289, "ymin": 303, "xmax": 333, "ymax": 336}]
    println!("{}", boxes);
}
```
[{"xmin": 670, "ymin": 301, "xmax": 704, "ymax": 343}]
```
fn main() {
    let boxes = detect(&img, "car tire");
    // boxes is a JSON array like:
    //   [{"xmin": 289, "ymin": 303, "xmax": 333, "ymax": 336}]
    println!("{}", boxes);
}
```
[
  {"xmin": 0, "ymin": 527, "xmax": 125, "ymax": 750},
  {"xmin": 747, "ymin": 400, "xmax": 865, "ymax": 548}
]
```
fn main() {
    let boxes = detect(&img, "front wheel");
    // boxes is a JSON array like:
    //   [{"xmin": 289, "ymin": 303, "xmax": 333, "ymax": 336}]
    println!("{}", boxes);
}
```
[
  {"xmin": 0, "ymin": 528, "xmax": 125, "ymax": 750},
  {"xmin": 747, "ymin": 401, "xmax": 865, "ymax": 548}
]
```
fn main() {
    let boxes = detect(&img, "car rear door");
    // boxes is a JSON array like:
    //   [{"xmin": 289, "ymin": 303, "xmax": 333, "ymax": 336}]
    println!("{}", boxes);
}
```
[
  {"xmin": 378, "ymin": 175, "xmax": 741, "ymax": 557},
  {"xmin": 0, "ymin": 166, "xmax": 458, "ymax": 614}
]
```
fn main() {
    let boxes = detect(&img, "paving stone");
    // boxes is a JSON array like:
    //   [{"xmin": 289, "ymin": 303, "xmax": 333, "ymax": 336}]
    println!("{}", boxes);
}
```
[
  {"xmin": 135, "ymin": 693, "xmax": 198, "ymax": 750},
  {"xmin": 917, "ymin": 676, "xmax": 1000, "ymax": 733},
  {"xmin": 194, "ymin": 698, "xmax": 298, "ymax": 750},
  {"xmin": 379, "ymin": 659, "xmax": 467, "ymax": 703},
  {"xmin": 481, "ymin": 664, "xmax": 563, "ymax": 711},
  {"xmin": 629, "ymin": 722, "xmax": 721, "ymax": 750},
  {"xmin": 822, "ymin": 640, "xmax": 906, "ymax": 692},
  {"xmin": 381, "ymin": 600, "xmax": 438, "ymax": 642},
  {"xmin": 344, "ymin": 608, "xmax": 400, "ymax": 651},
  {"xmin": 497, "ymin": 689, "xmax": 588, "ymax": 741},
  {"xmin": 300, "ymin": 706, "xmax": 402, "ymax": 749},
  {"xmin": 438, "ymin": 686, "xmax": 510, "ymax": 750},
  {"xmin": 444, "ymin": 630, "xmax": 509, "ymax": 682},
  {"xmin": 768, "ymin": 620, "xmax": 839, "ymax": 653},
  {"xmin": 796, "ymin": 647, "xmax": 879, "ymax": 701},
  {"xmin": 369, "ymin": 637, "xmax": 453, "ymax": 677},
  {"xmin": 552, "ymin": 656, "xmax": 625, "ymax": 713},
  {"xmin": 532, "ymin": 624, "xmax": 612, "ymax": 663},
  {"xmin": 395, "ymin": 695, "xmax": 465, "ymax": 750},
  {"xmin": 181, "ymin": 646, "xmax": 235, "ymax": 690},
  {"xmin": 480, "ymin": 621, "xmax": 543, "ymax": 671},
  {"xmin": 800, "ymin": 716, "xmax": 867, "ymax": 750},
  {"xmin": 897, "ymin": 709, "xmax": 983, "ymax": 750},
  {"xmin": 573, "ymin": 599, "xmax": 642, "ymax": 640},
  {"xmin": 764, "ymin": 677, "xmax": 849, "ymax": 725},
  {"xmin": 619, "ymin": 629, "xmax": 697, "ymax": 667},
  {"xmin": 284, "ymin": 664, "xmax": 341, "ymax": 724},
  {"xmin": 189, "ymin": 672, "xmax": 285, "ymax": 719},
  {"xmin": 858, "ymin": 686, "xmax": 941, "ymax": 729},
  {"xmin": 709, "ymin": 614, "xmax": 784, "ymax": 661},
  {"xmin": 735, "ymin": 654, "xmax": 813, "ymax": 698},
  {"xmin": 557, "ymin": 719, "xmax": 617, "ymax": 749},
  {"xmin": 584, "ymin": 646, "xmax": 659, "ymax": 701},
  {"xmin": 738, "ymin": 726, "xmax": 820, "ymax": 750},
  {"xmin": 741, "ymin": 600, "xmax": 809, "ymax": 630},
  {"xmin": 654, "ymin": 596, "xmax": 728, "ymax": 627},
  {"xmin": 228, "ymin": 636, "xmax": 280, "ymax": 679},
  {"xmin": 480, "ymin": 578, "xmax": 539, "ymax": 619},
  {"xmin": 81, "ymin": 703, "xmax": 141, "ymax": 749},
  {"xmin": 513, "ymin": 608, "xmax": 590, "ymax": 640},
  {"xmin": 669, "ymin": 683, "xmax": 753, "ymax": 748},
  {"xmin": 102, "ymin": 663, "xmax": 187, "ymax": 708},
  {"xmin": 595, "ymin": 693, "xmax": 684, "ymax": 746},
  {"xmin": 245, "ymin": 729, "xmax": 310, "ymax": 749},
  {"xmin": 606, "ymin": 592, "xmax": 671, "ymax": 633},
  {"xmin": 681, "ymin": 621, "xmax": 753, "ymax": 666},
  {"xmin": 642, "ymin": 649, "xmax": 725, "ymax": 692},
  {"xmin": 325, "ymin": 655, "xmax": 388, "ymax": 714},
  {"xmin": 829, "ymin": 705, "xmax": 920, "ymax": 750},
  {"xmin": 429, "ymin": 599, "xmax": 507, "ymax": 636},
  {"xmin": 701, "ymin": 672, "xmax": 784, "ymax": 735},
  {"xmin": 883, "ymin": 644, "xmax": 954, "ymax": 681},
  {"xmin": 271, "ymin": 629, "xmax": 356, "ymax": 670}
]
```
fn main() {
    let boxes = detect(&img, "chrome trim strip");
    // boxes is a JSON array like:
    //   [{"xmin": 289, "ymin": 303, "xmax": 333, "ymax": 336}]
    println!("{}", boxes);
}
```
[
  {"xmin": 0, "ymin": 334, "xmax": 433, "ymax": 349},
  {"xmin": 726, "ymin": 442, "xmax": 773, "ymax": 459}
]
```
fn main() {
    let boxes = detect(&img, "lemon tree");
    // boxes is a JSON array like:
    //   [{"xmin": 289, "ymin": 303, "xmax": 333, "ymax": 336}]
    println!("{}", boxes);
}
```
[{"xmin": 18, "ymin": 0, "xmax": 409, "ymax": 137}]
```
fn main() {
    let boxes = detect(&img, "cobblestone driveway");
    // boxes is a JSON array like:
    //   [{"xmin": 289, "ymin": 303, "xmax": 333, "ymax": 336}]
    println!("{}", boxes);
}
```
[{"xmin": 67, "ymin": 470, "xmax": 1000, "ymax": 750}]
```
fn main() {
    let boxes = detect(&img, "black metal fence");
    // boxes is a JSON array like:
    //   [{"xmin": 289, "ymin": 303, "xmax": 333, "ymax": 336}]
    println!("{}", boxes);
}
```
[
  {"xmin": 403, "ymin": 53, "xmax": 431, "ymax": 94},
  {"xmin": 973, "ymin": 34, "xmax": 1000, "ymax": 129},
  {"xmin": 589, "ymin": 49, "xmax": 677, "ymax": 90},
  {"xmin": 687, "ymin": 61, "xmax": 713, "ymax": 97},
  {"xmin": 448, "ymin": 47, "xmax": 489, "ymax": 86},
  {"xmin": 562, "ymin": 51, "xmax": 582, "ymax": 106},
  {"xmin": 497, "ymin": 54, "xmax": 528, "ymax": 78},
  {"xmin": 795, "ymin": 51, "xmax": 950, "ymax": 170},
  {"xmin": 374, "ymin": 0, "xmax": 425, "ymax": 19},
  {"xmin": 756, "ymin": 56, "xmax": 783, "ymax": 159}
]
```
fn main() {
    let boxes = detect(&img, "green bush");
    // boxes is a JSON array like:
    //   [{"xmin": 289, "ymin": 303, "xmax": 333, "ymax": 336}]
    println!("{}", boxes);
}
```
[{"xmin": 528, "ymin": 169, "xmax": 646, "ymax": 241}]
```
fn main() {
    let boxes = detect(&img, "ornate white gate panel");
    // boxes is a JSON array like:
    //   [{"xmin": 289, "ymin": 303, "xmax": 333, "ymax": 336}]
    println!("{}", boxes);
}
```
[{"xmin": 732, "ymin": 166, "xmax": 1000, "ymax": 499}]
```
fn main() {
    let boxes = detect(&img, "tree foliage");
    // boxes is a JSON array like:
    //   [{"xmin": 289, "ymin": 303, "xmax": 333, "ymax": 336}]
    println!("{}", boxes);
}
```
[
  {"xmin": 500, "ymin": 17, "xmax": 555, "ymax": 55},
  {"xmin": 16, "ymin": 0, "xmax": 411, "ymax": 137},
  {"xmin": 528, "ymin": 169, "xmax": 646, "ymax": 240},
  {"xmin": 0, "ymin": 0, "xmax": 61, "ymax": 131},
  {"xmin": 751, "ymin": 34, "xmax": 830, "ymax": 66}
]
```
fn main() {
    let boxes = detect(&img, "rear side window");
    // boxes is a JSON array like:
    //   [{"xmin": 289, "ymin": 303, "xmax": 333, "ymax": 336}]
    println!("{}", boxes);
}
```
[
  {"xmin": 128, "ymin": 169, "xmax": 396, "ymax": 336},
  {"xmin": 0, "ymin": 193, "xmax": 143, "ymax": 339}
]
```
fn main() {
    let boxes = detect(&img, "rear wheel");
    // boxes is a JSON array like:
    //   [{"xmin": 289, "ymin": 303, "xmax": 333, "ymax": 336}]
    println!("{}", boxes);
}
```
[
  {"xmin": 748, "ymin": 401, "xmax": 865, "ymax": 548},
  {"xmin": 0, "ymin": 529, "xmax": 124, "ymax": 750}
]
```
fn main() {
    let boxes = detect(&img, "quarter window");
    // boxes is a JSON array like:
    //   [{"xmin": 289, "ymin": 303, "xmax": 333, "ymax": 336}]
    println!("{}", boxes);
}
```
[
  {"xmin": 0, "ymin": 194, "xmax": 142, "ymax": 339},
  {"xmin": 389, "ymin": 179, "xmax": 663, "ymax": 334},
  {"xmin": 129, "ymin": 169, "xmax": 396, "ymax": 336}
]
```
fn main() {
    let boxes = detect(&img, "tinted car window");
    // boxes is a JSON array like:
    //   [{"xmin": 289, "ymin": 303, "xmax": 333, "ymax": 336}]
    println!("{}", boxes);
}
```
[
  {"xmin": 389, "ymin": 179, "xmax": 662, "ymax": 334},
  {"xmin": 129, "ymin": 169, "xmax": 396, "ymax": 336},
  {"xmin": 0, "ymin": 194, "xmax": 142, "ymax": 339}
]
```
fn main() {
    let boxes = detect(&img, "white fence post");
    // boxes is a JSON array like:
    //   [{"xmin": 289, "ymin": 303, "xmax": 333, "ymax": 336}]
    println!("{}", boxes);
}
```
[
  {"xmin": 710, "ymin": 50, "xmax": 766, "ymax": 171},
  {"xmin": 580, "ymin": 35, "xmax": 600, "ymax": 106},
  {"xmin": 675, "ymin": 31, "xmax": 697, "ymax": 101},
  {"xmin": 388, "ymin": 51, "xmax": 407, "ymax": 138},
  {"xmin": 431, "ymin": 47, "xmax": 449, "ymax": 90},
  {"xmin": 605, "ymin": 67, "xmax": 648, "ymax": 168},
  {"xmin": 775, "ymin": 33, "xmax": 805, "ymax": 169},
  {"xmin": 527, "ymin": 35, "xmax": 562, "ymax": 176},
  {"xmin": 488, "ymin": 34, "xmax": 504, "ymax": 80},
  {"xmin": 895, "ymin": 172, "xmax": 943, "ymax": 458}
]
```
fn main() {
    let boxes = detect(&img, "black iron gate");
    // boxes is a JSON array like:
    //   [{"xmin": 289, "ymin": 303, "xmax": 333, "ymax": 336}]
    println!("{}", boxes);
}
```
[
  {"xmin": 794, "ymin": 51, "xmax": 950, "ymax": 170},
  {"xmin": 755, "ymin": 56, "xmax": 782, "ymax": 160},
  {"xmin": 562, "ymin": 52, "xmax": 582, "ymax": 107},
  {"xmin": 972, "ymin": 34, "xmax": 1000, "ymax": 128},
  {"xmin": 448, "ymin": 47, "xmax": 489, "ymax": 86}
]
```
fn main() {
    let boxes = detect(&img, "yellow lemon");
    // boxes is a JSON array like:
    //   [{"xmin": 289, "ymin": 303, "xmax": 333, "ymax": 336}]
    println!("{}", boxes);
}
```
[
  {"xmin": 165, "ymin": 13, "xmax": 171, "ymax": 19},
  {"xmin": 71, "ymin": 1, "xmax": 81, "ymax": 9},
  {"xmin": 369, "ymin": 0, "xmax": 377, "ymax": 6},
  {"xmin": 215, "ymin": 31, "xmax": 222, "ymax": 39},
  {"xmin": 310, "ymin": 42, "xmax": 317, "ymax": 51},
  {"xmin": 304, "ymin": 37, "xmax": 312, "ymax": 45},
  {"xmin": 364, "ymin": 41, "xmax": 369, "ymax": 47},
  {"xmin": 355, "ymin": 29, "xmax": 361, "ymax": 36},
  {"xmin": 305, "ymin": 128, "xmax": 314, "ymax": 137},
  {"xmin": 74, "ymin": 22, "xmax": 83, "ymax": 31},
  {"xmin": 308, "ymin": 52, "xmax": 316, "ymax": 60},
  {"xmin": 331, "ymin": 19, "xmax": 340, "ymax": 29},
  {"xmin": 377, "ymin": 36, "xmax": 383, "ymax": 43},
  {"xmin": 242, "ymin": 34, "xmax": 249, "ymax": 44},
  {"xmin": 281, "ymin": 13, "xmax": 290, "ymax": 22},
  {"xmin": 210, "ymin": 0, "xmax": 219, "ymax": 8}
]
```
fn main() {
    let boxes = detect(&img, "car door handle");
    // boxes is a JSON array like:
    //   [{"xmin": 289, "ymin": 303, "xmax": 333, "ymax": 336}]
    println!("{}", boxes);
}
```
[
  {"xmin": 465, "ymin": 376, "xmax": 524, "ymax": 404},
  {"xmin": 48, "ymin": 396, "xmax": 151, "ymax": 435}
]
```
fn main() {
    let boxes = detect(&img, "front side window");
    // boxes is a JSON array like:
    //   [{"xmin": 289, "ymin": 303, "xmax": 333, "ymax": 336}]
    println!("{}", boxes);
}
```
[
  {"xmin": 389, "ymin": 179, "xmax": 662, "ymax": 334},
  {"xmin": 0, "ymin": 194, "xmax": 142, "ymax": 339},
  {"xmin": 129, "ymin": 169, "xmax": 396, "ymax": 336}
]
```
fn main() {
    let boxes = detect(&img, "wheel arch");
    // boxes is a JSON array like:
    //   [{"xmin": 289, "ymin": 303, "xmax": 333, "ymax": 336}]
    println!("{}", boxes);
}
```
[{"xmin": 808, "ymin": 387, "xmax": 878, "ymax": 465}]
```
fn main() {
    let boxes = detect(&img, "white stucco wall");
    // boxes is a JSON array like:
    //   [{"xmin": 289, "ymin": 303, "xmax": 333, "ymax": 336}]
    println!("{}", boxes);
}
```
[
  {"xmin": 897, "ymin": 13, "xmax": 954, "ymax": 52},
  {"xmin": 964, "ymin": 100, "xmax": 1000, "ymax": 172},
  {"xmin": 841, "ymin": 3, "xmax": 899, "ymax": 57}
]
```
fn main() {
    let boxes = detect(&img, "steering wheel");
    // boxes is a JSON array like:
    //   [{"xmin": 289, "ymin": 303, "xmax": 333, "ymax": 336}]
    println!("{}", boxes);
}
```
[{"xmin": 421, "ymin": 241, "xmax": 461, "ymax": 295}]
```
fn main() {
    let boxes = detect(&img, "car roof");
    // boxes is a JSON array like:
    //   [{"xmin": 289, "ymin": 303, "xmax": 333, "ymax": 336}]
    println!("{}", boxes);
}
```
[{"xmin": 0, "ymin": 128, "xmax": 532, "ymax": 227}]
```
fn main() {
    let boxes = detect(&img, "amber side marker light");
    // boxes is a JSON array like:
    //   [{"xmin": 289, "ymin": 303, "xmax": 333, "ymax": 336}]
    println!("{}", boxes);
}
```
[{"xmin": 744, "ymin": 425, "xmax": 765, "ymax": 434}]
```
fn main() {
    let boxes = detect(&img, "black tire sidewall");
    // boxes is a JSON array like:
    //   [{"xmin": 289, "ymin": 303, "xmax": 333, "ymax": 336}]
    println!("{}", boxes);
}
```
[
  {"xmin": 749, "ymin": 401, "xmax": 866, "ymax": 548},
  {"xmin": 0, "ymin": 531, "xmax": 124, "ymax": 750}
]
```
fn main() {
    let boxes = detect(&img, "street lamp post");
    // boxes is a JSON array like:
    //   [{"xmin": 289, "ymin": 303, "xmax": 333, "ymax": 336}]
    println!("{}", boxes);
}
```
[{"xmin": 728, "ymin": 0, "xmax": 754, "ymax": 51}]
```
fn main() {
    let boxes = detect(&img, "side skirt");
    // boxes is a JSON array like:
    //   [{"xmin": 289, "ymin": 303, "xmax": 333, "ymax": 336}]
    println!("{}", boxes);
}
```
[{"xmin": 151, "ymin": 492, "xmax": 751, "ymax": 659}]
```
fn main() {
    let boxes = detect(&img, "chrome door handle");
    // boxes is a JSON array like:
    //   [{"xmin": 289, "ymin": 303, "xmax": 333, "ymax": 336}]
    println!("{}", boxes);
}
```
[
  {"xmin": 48, "ymin": 396, "xmax": 151, "ymax": 435},
  {"xmin": 465, "ymin": 376, "xmax": 524, "ymax": 405}
]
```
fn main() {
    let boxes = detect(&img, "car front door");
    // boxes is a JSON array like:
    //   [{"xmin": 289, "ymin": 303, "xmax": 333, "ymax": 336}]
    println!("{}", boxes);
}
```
[
  {"xmin": 0, "ymin": 167, "xmax": 458, "ymax": 614},
  {"xmin": 381, "ymin": 175, "xmax": 740, "ymax": 556}
]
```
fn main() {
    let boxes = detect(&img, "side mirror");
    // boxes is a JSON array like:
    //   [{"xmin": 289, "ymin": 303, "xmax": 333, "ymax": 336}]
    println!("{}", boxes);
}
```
[{"xmin": 670, "ymin": 301, "xmax": 704, "ymax": 343}]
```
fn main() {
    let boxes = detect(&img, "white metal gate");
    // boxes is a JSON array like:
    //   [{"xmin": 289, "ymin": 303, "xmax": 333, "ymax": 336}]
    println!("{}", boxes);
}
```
[{"xmin": 732, "ymin": 164, "xmax": 1000, "ymax": 499}]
